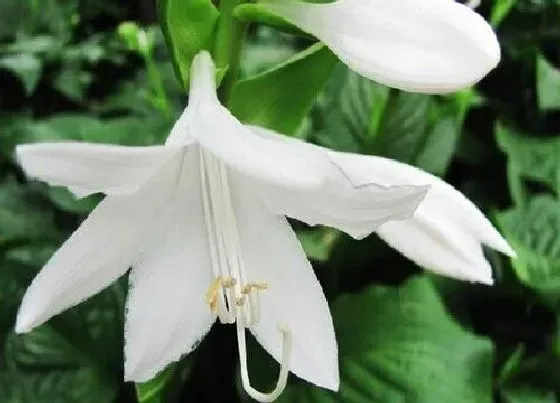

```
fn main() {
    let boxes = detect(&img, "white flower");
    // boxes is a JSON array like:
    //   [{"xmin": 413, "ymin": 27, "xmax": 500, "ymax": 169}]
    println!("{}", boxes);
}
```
[
  {"xmin": 14, "ymin": 52, "xmax": 430, "ymax": 401},
  {"xmin": 251, "ymin": 127, "xmax": 516, "ymax": 284},
  {"xmin": 257, "ymin": 0, "xmax": 501, "ymax": 93}
]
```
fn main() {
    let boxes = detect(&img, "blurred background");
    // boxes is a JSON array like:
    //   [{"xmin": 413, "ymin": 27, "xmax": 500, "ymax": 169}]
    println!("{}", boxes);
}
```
[{"xmin": 1, "ymin": 0, "xmax": 560, "ymax": 402}]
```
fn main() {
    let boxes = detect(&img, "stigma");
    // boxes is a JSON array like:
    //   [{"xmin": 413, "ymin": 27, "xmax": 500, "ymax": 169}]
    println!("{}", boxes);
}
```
[{"xmin": 199, "ymin": 147, "xmax": 292, "ymax": 402}]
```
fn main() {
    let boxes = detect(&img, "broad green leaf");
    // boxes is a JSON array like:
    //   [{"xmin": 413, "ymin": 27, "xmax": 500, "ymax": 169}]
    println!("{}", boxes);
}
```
[
  {"xmin": 497, "ymin": 195, "xmax": 560, "ymax": 295},
  {"xmin": 0, "ymin": 53, "xmax": 42, "ymax": 95},
  {"xmin": 229, "ymin": 44, "xmax": 337, "ymax": 134},
  {"xmin": 317, "ymin": 66, "xmax": 461, "ymax": 175},
  {"xmin": 537, "ymin": 56, "xmax": 560, "ymax": 111},
  {"xmin": 314, "ymin": 65, "xmax": 389, "ymax": 152},
  {"xmin": 0, "ymin": 182, "xmax": 59, "ymax": 245},
  {"xmin": 240, "ymin": 27, "xmax": 297, "ymax": 77},
  {"xmin": 1, "ymin": 327, "xmax": 117, "ymax": 403},
  {"xmin": 496, "ymin": 124, "xmax": 560, "ymax": 197},
  {"xmin": 0, "ymin": 254, "xmax": 124, "ymax": 402},
  {"xmin": 20, "ymin": 115, "xmax": 172, "ymax": 146},
  {"xmin": 157, "ymin": 0, "xmax": 219, "ymax": 88},
  {"xmin": 276, "ymin": 277, "xmax": 493, "ymax": 403}
]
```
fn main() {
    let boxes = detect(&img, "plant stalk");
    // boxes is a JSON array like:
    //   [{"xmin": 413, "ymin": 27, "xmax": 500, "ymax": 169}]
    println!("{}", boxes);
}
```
[{"xmin": 213, "ymin": 0, "xmax": 248, "ymax": 105}]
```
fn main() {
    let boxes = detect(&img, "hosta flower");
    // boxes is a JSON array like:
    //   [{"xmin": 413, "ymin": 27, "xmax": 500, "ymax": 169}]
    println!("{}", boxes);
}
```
[
  {"xmin": 258, "ymin": 0, "xmax": 501, "ymax": 93},
  {"xmin": 14, "ymin": 52, "xmax": 429, "ymax": 401},
  {"xmin": 252, "ymin": 127, "xmax": 516, "ymax": 283},
  {"xmin": 14, "ymin": 51, "xmax": 514, "ymax": 401}
]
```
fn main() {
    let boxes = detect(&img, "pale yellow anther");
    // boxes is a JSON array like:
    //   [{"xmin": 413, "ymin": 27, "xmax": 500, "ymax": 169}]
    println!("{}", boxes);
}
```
[
  {"xmin": 223, "ymin": 277, "xmax": 237, "ymax": 288},
  {"xmin": 242, "ymin": 282, "xmax": 269, "ymax": 294},
  {"xmin": 236, "ymin": 296, "xmax": 246, "ymax": 307},
  {"xmin": 206, "ymin": 276, "xmax": 223, "ymax": 314}
]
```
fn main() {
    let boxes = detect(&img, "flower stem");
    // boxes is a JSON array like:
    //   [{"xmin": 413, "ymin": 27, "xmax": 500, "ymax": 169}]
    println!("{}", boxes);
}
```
[
  {"xmin": 213, "ymin": 0, "xmax": 248, "ymax": 105},
  {"xmin": 142, "ymin": 43, "xmax": 171, "ymax": 118}
]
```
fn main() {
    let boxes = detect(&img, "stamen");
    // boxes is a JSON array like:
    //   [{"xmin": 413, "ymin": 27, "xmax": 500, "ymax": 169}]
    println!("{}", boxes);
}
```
[
  {"xmin": 200, "ymin": 148, "xmax": 292, "ymax": 400},
  {"xmin": 237, "ymin": 322, "xmax": 292, "ymax": 403},
  {"xmin": 205, "ymin": 276, "xmax": 223, "ymax": 314},
  {"xmin": 242, "ymin": 282, "xmax": 268, "ymax": 294},
  {"xmin": 223, "ymin": 277, "xmax": 237, "ymax": 288}
]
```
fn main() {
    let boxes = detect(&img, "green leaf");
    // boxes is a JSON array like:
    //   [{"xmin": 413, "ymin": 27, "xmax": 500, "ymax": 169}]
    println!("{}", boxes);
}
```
[
  {"xmin": 490, "ymin": 0, "xmax": 516, "ymax": 27},
  {"xmin": 537, "ymin": 55, "xmax": 560, "ymax": 111},
  {"xmin": 0, "ymin": 258, "xmax": 124, "ymax": 402},
  {"xmin": 0, "ymin": 53, "xmax": 42, "ymax": 95},
  {"xmin": 54, "ymin": 63, "xmax": 92, "ymax": 101},
  {"xmin": 20, "ymin": 115, "xmax": 172, "ymax": 146},
  {"xmin": 0, "ymin": 182, "xmax": 59, "ymax": 245},
  {"xmin": 46, "ymin": 187, "xmax": 99, "ymax": 215},
  {"xmin": 1, "ymin": 326, "xmax": 117, "ymax": 403},
  {"xmin": 229, "ymin": 44, "xmax": 336, "ymax": 134},
  {"xmin": 498, "ymin": 351, "xmax": 560, "ymax": 403},
  {"xmin": 135, "ymin": 365, "xmax": 175, "ymax": 403},
  {"xmin": 296, "ymin": 228, "xmax": 339, "ymax": 263},
  {"xmin": 277, "ymin": 277, "xmax": 493, "ymax": 403},
  {"xmin": 502, "ymin": 386, "xmax": 556, "ymax": 403},
  {"xmin": 496, "ymin": 123, "xmax": 560, "ymax": 197},
  {"xmin": 157, "ymin": 0, "xmax": 219, "ymax": 88},
  {"xmin": 234, "ymin": 4, "xmax": 305, "ymax": 37},
  {"xmin": 496, "ymin": 195, "xmax": 560, "ymax": 295},
  {"xmin": 317, "ymin": 66, "xmax": 461, "ymax": 175},
  {"xmin": 0, "ymin": 0, "xmax": 29, "ymax": 39},
  {"xmin": 240, "ymin": 27, "xmax": 298, "ymax": 77}
]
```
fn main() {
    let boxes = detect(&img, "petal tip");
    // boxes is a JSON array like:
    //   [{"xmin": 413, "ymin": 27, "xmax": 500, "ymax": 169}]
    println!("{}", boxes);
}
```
[
  {"xmin": 476, "ymin": 274, "xmax": 494, "ymax": 286},
  {"xmin": 124, "ymin": 361, "xmax": 154, "ymax": 383},
  {"xmin": 14, "ymin": 312, "xmax": 36, "ymax": 334},
  {"xmin": 502, "ymin": 242, "xmax": 517, "ymax": 259}
]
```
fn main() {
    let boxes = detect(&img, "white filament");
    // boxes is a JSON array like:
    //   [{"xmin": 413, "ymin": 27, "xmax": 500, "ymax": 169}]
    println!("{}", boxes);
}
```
[{"xmin": 199, "ymin": 147, "xmax": 292, "ymax": 402}]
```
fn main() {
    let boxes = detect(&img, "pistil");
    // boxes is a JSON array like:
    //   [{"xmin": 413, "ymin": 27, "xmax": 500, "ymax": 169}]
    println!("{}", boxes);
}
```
[{"xmin": 199, "ymin": 147, "xmax": 292, "ymax": 402}]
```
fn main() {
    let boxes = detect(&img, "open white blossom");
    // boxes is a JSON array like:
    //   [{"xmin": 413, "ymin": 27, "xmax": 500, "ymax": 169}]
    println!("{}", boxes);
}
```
[
  {"xmin": 251, "ymin": 127, "xmax": 516, "ymax": 284},
  {"xmin": 14, "ymin": 52, "xmax": 431, "ymax": 402},
  {"xmin": 257, "ymin": 0, "xmax": 501, "ymax": 93}
]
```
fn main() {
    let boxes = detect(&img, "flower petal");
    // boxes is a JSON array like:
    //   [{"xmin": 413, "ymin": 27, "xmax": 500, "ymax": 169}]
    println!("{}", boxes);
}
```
[
  {"xmin": 230, "ymin": 172, "xmax": 339, "ymax": 391},
  {"xmin": 186, "ymin": 51, "xmax": 332, "ymax": 191},
  {"xmin": 15, "ymin": 154, "xmax": 184, "ymax": 333},
  {"xmin": 124, "ymin": 148, "xmax": 215, "ymax": 382},
  {"xmin": 248, "ymin": 126, "xmax": 429, "ymax": 239},
  {"xmin": 259, "ymin": 0, "xmax": 500, "ymax": 93},
  {"xmin": 327, "ymin": 152, "xmax": 516, "ymax": 284},
  {"xmin": 16, "ymin": 142, "xmax": 181, "ymax": 198}
]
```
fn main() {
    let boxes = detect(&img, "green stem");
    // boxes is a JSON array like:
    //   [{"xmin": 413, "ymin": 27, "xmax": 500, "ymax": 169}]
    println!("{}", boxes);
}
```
[
  {"xmin": 213, "ymin": 0, "xmax": 248, "ymax": 104},
  {"xmin": 144, "ymin": 49, "xmax": 171, "ymax": 118}
]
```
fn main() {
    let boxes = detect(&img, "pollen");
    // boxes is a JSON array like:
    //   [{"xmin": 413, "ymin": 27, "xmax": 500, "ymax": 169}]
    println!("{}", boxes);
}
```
[
  {"xmin": 223, "ymin": 277, "xmax": 237, "ymax": 288},
  {"xmin": 242, "ymin": 282, "xmax": 269, "ymax": 294},
  {"xmin": 206, "ymin": 276, "xmax": 223, "ymax": 314}
]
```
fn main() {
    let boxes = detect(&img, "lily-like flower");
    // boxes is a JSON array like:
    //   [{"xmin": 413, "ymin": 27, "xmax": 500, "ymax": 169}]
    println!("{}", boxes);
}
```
[
  {"xmin": 14, "ymin": 52, "xmax": 430, "ymax": 401},
  {"xmin": 252, "ymin": 128, "xmax": 516, "ymax": 284},
  {"xmin": 257, "ymin": 0, "xmax": 501, "ymax": 93}
]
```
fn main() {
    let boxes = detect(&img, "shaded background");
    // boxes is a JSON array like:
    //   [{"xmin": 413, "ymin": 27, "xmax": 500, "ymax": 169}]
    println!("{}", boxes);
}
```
[{"xmin": 1, "ymin": 0, "xmax": 560, "ymax": 402}]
